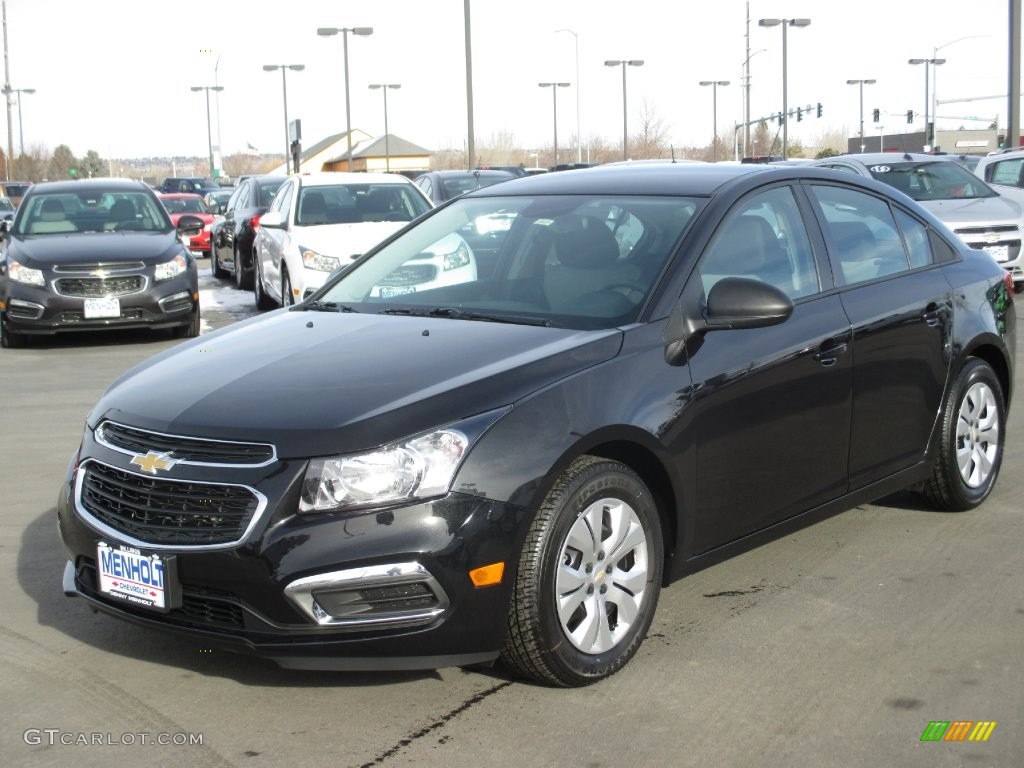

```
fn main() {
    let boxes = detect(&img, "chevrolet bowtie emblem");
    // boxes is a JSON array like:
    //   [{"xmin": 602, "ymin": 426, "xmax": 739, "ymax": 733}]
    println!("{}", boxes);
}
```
[{"xmin": 130, "ymin": 451, "xmax": 177, "ymax": 474}]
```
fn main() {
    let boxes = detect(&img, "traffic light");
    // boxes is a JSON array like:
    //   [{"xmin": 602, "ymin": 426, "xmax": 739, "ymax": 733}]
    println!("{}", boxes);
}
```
[
  {"xmin": 872, "ymin": 108, "xmax": 880, "ymax": 123},
  {"xmin": 797, "ymin": 107, "xmax": 803, "ymax": 122},
  {"xmin": 68, "ymin": 168, "xmax": 77, "ymax": 178},
  {"xmin": 777, "ymin": 112, "xmax": 783, "ymax": 126},
  {"xmin": 816, "ymin": 102, "xmax": 823, "ymax": 118},
  {"xmin": 998, "ymin": 134, "xmax": 1006, "ymax": 148},
  {"xmin": 906, "ymin": 109, "xmax": 913, "ymax": 124}
]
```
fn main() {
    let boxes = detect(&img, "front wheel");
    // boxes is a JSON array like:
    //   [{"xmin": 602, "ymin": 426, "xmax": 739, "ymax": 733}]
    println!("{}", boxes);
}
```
[
  {"xmin": 172, "ymin": 305, "xmax": 200, "ymax": 339},
  {"xmin": 0, "ymin": 313, "xmax": 27, "ymax": 348},
  {"xmin": 923, "ymin": 358, "xmax": 1005, "ymax": 511},
  {"xmin": 253, "ymin": 258, "xmax": 275, "ymax": 310},
  {"xmin": 501, "ymin": 456, "xmax": 663, "ymax": 687}
]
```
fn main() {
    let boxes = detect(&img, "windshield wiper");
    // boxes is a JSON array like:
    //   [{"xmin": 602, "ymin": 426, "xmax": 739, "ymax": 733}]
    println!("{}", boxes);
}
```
[
  {"xmin": 380, "ymin": 306, "xmax": 551, "ymax": 327},
  {"xmin": 303, "ymin": 300, "xmax": 357, "ymax": 313}
]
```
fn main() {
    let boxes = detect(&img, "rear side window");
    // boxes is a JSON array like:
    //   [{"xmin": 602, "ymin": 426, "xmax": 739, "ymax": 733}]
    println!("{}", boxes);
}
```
[{"xmin": 809, "ymin": 185, "xmax": 912, "ymax": 285}]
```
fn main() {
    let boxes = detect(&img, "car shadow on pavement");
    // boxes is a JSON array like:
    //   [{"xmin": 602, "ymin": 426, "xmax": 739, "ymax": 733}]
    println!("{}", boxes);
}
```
[{"xmin": 20, "ymin": 508, "xmax": 512, "ymax": 688}]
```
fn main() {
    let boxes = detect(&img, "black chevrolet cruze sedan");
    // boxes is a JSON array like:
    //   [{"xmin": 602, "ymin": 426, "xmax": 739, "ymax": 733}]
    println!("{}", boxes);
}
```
[
  {"xmin": 58, "ymin": 164, "xmax": 1015, "ymax": 686},
  {"xmin": 0, "ymin": 179, "xmax": 201, "ymax": 347}
]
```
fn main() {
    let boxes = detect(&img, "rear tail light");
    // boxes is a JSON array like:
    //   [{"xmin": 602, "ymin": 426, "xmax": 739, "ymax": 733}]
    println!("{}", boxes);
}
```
[{"xmin": 250, "ymin": 214, "xmax": 262, "ymax": 229}]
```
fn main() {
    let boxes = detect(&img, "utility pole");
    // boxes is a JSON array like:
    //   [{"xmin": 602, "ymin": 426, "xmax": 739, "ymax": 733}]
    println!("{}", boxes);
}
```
[{"xmin": 2, "ymin": 0, "xmax": 13, "ymax": 181}]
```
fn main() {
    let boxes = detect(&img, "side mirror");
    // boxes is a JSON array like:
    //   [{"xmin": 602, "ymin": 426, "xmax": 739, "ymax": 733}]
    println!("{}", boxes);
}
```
[
  {"xmin": 664, "ymin": 276, "xmax": 794, "ymax": 365},
  {"xmin": 259, "ymin": 211, "xmax": 285, "ymax": 229},
  {"xmin": 176, "ymin": 214, "xmax": 204, "ymax": 239},
  {"xmin": 704, "ymin": 277, "xmax": 793, "ymax": 330}
]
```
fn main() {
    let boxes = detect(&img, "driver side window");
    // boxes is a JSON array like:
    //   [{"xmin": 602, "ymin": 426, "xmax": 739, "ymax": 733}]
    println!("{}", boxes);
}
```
[{"xmin": 698, "ymin": 186, "xmax": 819, "ymax": 300}]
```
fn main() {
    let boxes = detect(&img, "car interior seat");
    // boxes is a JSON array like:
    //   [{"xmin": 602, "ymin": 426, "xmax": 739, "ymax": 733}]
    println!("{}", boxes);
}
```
[
  {"xmin": 703, "ymin": 215, "xmax": 794, "ymax": 294},
  {"xmin": 29, "ymin": 198, "xmax": 77, "ymax": 234},
  {"xmin": 542, "ymin": 216, "xmax": 641, "ymax": 315},
  {"xmin": 108, "ymin": 198, "xmax": 138, "ymax": 230},
  {"xmin": 300, "ymin": 192, "xmax": 329, "ymax": 225}
]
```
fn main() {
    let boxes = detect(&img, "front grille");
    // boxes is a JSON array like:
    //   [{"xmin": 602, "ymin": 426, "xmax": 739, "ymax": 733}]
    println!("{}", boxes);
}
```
[
  {"xmin": 97, "ymin": 421, "xmax": 276, "ymax": 466},
  {"xmin": 80, "ymin": 460, "xmax": 260, "ymax": 545},
  {"xmin": 954, "ymin": 225, "xmax": 1018, "ymax": 236},
  {"xmin": 60, "ymin": 308, "xmax": 145, "ymax": 323},
  {"xmin": 53, "ymin": 262, "xmax": 146, "ymax": 274},
  {"xmin": 379, "ymin": 263, "xmax": 438, "ymax": 286},
  {"xmin": 55, "ymin": 276, "xmax": 145, "ymax": 298}
]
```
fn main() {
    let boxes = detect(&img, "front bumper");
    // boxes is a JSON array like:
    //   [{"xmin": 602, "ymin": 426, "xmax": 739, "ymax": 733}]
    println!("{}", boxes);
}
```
[
  {"xmin": 2, "ymin": 267, "xmax": 198, "ymax": 335},
  {"xmin": 56, "ymin": 429, "xmax": 530, "ymax": 670}
]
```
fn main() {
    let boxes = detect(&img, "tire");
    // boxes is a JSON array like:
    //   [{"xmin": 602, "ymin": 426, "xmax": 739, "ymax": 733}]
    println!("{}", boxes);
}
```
[
  {"xmin": 501, "ymin": 455, "xmax": 663, "ymax": 687},
  {"xmin": 281, "ymin": 266, "xmax": 294, "ymax": 307},
  {"xmin": 923, "ymin": 358, "xmax": 1005, "ymax": 511},
  {"xmin": 234, "ymin": 248, "xmax": 253, "ymax": 291},
  {"xmin": 172, "ymin": 305, "xmax": 201, "ymax": 339},
  {"xmin": 212, "ymin": 248, "xmax": 228, "ymax": 278},
  {"xmin": 0, "ymin": 314, "xmax": 27, "ymax": 348},
  {"xmin": 253, "ymin": 259, "xmax": 275, "ymax": 310}
]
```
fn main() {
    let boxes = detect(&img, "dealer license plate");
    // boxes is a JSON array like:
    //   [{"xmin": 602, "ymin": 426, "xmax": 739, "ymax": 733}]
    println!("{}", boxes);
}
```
[
  {"xmin": 983, "ymin": 244, "xmax": 1009, "ymax": 262},
  {"xmin": 380, "ymin": 286, "xmax": 416, "ymax": 298},
  {"xmin": 84, "ymin": 297, "xmax": 121, "ymax": 319},
  {"xmin": 97, "ymin": 543, "xmax": 172, "ymax": 612}
]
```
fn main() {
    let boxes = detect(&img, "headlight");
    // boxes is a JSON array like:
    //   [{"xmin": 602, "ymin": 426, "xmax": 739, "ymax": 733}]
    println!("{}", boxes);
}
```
[
  {"xmin": 8, "ymin": 260, "xmax": 45, "ymax": 286},
  {"xmin": 300, "ymin": 428, "xmax": 469, "ymax": 513},
  {"xmin": 442, "ymin": 238, "xmax": 471, "ymax": 271},
  {"xmin": 154, "ymin": 254, "xmax": 188, "ymax": 282},
  {"xmin": 301, "ymin": 247, "xmax": 340, "ymax": 272}
]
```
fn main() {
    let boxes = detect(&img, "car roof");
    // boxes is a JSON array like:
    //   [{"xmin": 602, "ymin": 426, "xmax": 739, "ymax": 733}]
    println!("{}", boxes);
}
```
[
  {"xmin": 425, "ymin": 169, "xmax": 517, "ymax": 179},
  {"xmin": 458, "ymin": 161, "xmax": 783, "ymax": 197},
  {"xmin": 295, "ymin": 172, "xmax": 416, "ymax": 187},
  {"xmin": 23, "ymin": 178, "xmax": 151, "ymax": 195},
  {"xmin": 815, "ymin": 152, "xmax": 951, "ymax": 166}
]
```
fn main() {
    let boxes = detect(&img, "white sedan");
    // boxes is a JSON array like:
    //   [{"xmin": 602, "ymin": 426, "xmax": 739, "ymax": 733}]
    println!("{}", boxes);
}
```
[{"xmin": 253, "ymin": 172, "xmax": 435, "ymax": 308}]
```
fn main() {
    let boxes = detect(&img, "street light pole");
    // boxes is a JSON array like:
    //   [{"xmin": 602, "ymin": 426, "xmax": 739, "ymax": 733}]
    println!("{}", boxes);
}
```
[
  {"xmin": 317, "ymin": 26, "xmax": 373, "ymax": 171},
  {"xmin": 556, "ymin": 28, "xmax": 581, "ymax": 164},
  {"xmin": 604, "ymin": 59, "xmax": 644, "ymax": 161},
  {"xmin": 262, "ymin": 64, "xmax": 305, "ymax": 173},
  {"xmin": 759, "ymin": 17, "xmax": 811, "ymax": 160},
  {"xmin": 908, "ymin": 57, "xmax": 945, "ymax": 149},
  {"xmin": 538, "ymin": 82, "xmax": 570, "ymax": 167},
  {"xmin": 191, "ymin": 85, "xmax": 224, "ymax": 178},
  {"xmin": 699, "ymin": 80, "xmax": 730, "ymax": 161},
  {"xmin": 368, "ymin": 83, "xmax": 400, "ymax": 172},
  {"xmin": 846, "ymin": 79, "xmax": 876, "ymax": 152}
]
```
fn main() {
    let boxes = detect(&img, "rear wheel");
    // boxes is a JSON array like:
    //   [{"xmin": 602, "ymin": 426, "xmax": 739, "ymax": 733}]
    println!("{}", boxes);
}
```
[
  {"xmin": 253, "ymin": 258, "xmax": 275, "ymax": 310},
  {"xmin": 212, "ymin": 248, "xmax": 228, "ymax": 278},
  {"xmin": 281, "ymin": 266, "xmax": 295, "ymax": 307},
  {"xmin": 501, "ymin": 456, "xmax": 663, "ymax": 687},
  {"xmin": 923, "ymin": 358, "xmax": 1005, "ymax": 511},
  {"xmin": 234, "ymin": 247, "xmax": 253, "ymax": 290}
]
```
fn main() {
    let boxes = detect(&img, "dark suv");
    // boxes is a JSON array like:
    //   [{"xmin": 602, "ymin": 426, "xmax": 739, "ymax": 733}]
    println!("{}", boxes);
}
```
[
  {"xmin": 160, "ymin": 177, "xmax": 219, "ymax": 197},
  {"xmin": 212, "ymin": 175, "xmax": 286, "ymax": 289}
]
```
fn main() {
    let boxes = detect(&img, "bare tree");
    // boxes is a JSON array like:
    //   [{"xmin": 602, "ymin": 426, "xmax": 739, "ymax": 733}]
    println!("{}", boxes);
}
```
[{"xmin": 630, "ymin": 99, "xmax": 670, "ymax": 159}]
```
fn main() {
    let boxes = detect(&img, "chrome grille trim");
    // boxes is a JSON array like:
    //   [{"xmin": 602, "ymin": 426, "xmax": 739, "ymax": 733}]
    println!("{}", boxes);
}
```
[
  {"xmin": 52, "ymin": 261, "xmax": 147, "ymax": 274},
  {"xmin": 95, "ymin": 420, "xmax": 277, "ymax": 468},
  {"xmin": 73, "ymin": 459, "xmax": 268, "ymax": 551}
]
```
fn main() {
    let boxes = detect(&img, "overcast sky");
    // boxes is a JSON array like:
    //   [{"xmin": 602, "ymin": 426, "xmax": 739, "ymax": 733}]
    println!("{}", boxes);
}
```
[{"xmin": 3, "ymin": 0, "xmax": 1013, "ymax": 162}]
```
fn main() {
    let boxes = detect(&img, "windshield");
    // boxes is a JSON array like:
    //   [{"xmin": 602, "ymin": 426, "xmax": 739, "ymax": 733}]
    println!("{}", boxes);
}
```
[
  {"xmin": 296, "ymin": 183, "xmax": 433, "ymax": 226},
  {"xmin": 867, "ymin": 161, "xmax": 998, "ymax": 201},
  {"xmin": 315, "ymin": 193, "xmax": 703, "ymax": 330},
  {"xmin": 15, "ymin": 190, "xmax": 172, "ymax": 236}
]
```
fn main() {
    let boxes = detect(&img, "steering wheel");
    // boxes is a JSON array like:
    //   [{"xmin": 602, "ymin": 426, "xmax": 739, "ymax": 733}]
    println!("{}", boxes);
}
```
[{"xmin": 602, "ymin": 281, "xmax": 648, "ymax": 304}]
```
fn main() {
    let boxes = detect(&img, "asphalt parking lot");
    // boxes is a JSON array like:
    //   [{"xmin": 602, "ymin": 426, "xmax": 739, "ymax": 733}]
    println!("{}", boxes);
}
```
[{"xmin": 2, "ymin": 261, "xmax": 1021, "ymax": 767}]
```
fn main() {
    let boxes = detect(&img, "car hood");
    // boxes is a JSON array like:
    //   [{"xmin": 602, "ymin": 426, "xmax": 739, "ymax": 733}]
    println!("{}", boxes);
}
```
[
  {"xmin": 918, "ymin": 195, "xmax": 1022, "ymax": 228},
  {"xmin": 293, "ymin": 221, "xmax": 406, "ymax": 262},
  {"xmin": 90, "ymin": 309, "xmax": 623, "ymax": 458},
  {"xmin": 9, "ymin": 231, "xmax": 182, "ymax": 267}
]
